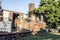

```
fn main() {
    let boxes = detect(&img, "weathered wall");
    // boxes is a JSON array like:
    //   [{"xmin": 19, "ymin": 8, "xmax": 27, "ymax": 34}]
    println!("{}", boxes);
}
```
[
  {"xmin": 29, "ymin": 3, "xmax": 35, "ymax": 17},
  {"xmin": 0, "ymin": 10, "xmax": 12, "ymax": 32},
  {"xmin": 14, "ymin": 13, "xmax": 24, "ymax": 32},
  {"xmin": 29, "ymin": 3, "xmax": 35, "ymax": 12},
  {"xmin": 9, "ymin": 12, "xmax": 13, "ymax": 21},
  {"xmin": 28, "ymin": 21, "xmax": 46, "ymax": 35},
  {"xmin": 28, "ymin": 21, "xmax": 46, "ymax": 31}
]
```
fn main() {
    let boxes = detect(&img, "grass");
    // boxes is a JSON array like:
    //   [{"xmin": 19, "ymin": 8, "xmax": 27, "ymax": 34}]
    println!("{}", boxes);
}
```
[{"xmin": 19, "ymin": 30, "xmax": 60, "ymax": 40}]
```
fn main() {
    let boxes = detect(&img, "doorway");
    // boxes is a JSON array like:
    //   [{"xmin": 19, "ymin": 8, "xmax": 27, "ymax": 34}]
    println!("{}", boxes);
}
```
[{"xmin": 12, "ymin": 13, "xmax": 19, "ymax": 32}]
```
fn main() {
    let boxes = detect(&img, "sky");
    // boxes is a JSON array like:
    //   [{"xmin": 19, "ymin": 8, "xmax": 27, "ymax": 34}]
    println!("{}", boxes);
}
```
[{"xmin": 2, "ymin": 0, "xmax": 40, "ymax": 14}]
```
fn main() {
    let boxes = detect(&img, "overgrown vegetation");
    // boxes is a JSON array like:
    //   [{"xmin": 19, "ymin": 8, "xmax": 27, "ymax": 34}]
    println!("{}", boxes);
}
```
[
  {"xmin": 19, "ymin": 30, "xmax": 60, "ymax": 40},
  {"xmin": 19, "ymin": 0, "xmax": 60, "ymax": 40},
  {"xmin": 35, "ymin": 0, "xmax": 60, "ymax": 29}
]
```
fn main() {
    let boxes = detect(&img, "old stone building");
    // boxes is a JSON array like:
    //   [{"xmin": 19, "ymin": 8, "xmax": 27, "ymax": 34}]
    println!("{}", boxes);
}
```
[
  {"xmin": 26, "ymin": 3, "xmax": 46, "ymax": 35},
  {"xmin": 0, "ymin": 9, "xmax": 24, "ymax": 32},
  {"xmin": 0, "ymin": 2, "xmax": 46, "ymax": 35}
]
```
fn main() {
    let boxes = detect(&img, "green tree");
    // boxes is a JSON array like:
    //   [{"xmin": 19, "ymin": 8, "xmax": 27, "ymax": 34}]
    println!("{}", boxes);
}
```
[{"xmin": 35, "ymin": 0, "xmax": 60, "ymax": 29}]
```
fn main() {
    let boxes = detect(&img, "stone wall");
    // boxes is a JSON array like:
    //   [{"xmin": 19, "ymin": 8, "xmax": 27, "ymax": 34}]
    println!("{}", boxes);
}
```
[
  {"xmin": 28, "ymin": 21, "xmax": 46, "ymax": 35},
  {"xmin": 29, "ymin": 3, "xmax": 35, "ymax": 12},
  {"xmin": 14, "ymin": 13, "xmax": 24, "ymax": 32},
  {"xmin": 9, "ymin": 12, "xmax": 13, "ymax": 21},
  {"xmin": 28, "ymin": 21, "xmax": 46, "ymax": 31},
  {"xmin": 29, "ymin": 3, "xmax": 35, "ymax": 17}
]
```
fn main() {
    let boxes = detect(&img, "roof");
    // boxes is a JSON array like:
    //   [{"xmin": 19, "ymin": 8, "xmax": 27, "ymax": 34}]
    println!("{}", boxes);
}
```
[{"xmin": 3, "ymin": 9, "xmax": 24, "ymax": 14}]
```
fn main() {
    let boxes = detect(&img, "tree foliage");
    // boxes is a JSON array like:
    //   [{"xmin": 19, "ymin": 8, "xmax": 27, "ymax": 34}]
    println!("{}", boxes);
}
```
[{"xmin": 35, "ymin": 0, "xmax": 60, "ymax": 29}]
